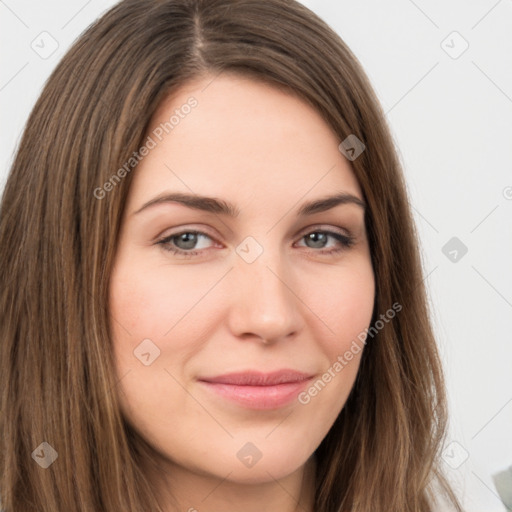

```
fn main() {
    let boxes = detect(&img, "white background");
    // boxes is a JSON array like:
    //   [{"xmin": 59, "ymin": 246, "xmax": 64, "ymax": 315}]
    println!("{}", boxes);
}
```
[{"xmin": 1, "ymin": 1, "xmax": 511, "ymax": 510}]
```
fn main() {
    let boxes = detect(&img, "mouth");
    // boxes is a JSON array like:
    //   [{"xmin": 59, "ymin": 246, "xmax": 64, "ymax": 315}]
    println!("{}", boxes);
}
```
[{"xmin": 197, "ymin": 369, "xmax": 314, "ymax": 410}]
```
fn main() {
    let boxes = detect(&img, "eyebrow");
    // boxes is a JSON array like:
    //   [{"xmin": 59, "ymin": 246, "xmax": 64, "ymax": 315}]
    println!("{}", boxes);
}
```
[{"xmin": 133, "ymin": 191, "xmax": 366, "ymax": 217}]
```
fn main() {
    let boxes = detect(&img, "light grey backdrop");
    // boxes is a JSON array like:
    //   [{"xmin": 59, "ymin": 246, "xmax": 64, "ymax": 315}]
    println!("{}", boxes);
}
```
[{"xmin": 1, "ymin": 1, "xmax": 511, "ymax": 510}]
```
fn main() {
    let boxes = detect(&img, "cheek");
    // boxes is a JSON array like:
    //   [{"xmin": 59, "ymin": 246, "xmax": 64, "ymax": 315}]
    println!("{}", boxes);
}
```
[
  {"xmin": 289, "ymin": 256, "xmax": 374, "ymax": 415},
  {"xmin": 108, "ymin": 259, "xmax": 217, "ymax": 433},
  {"xmin": 108, "ymin": 254, "xmax": 220, "ymax": 352},
  {"xmin": 306, "ymin": 259, "xmax": 375, "ymax": 358},
  {"xmin": 108, "ymin": 258, "xmax": 226, "ymax": 417}
]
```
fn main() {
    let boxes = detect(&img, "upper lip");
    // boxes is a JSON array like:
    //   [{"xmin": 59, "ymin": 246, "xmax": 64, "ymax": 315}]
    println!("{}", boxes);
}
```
[{"xmin": 198, "ymin": 369, "xmax": 313, "ymax": 386}]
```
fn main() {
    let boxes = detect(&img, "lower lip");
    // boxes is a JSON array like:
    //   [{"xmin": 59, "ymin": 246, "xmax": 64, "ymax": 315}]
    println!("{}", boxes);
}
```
[{"xmin": 198, "ymin": 379, "xmax": 311, "ymax": 410}]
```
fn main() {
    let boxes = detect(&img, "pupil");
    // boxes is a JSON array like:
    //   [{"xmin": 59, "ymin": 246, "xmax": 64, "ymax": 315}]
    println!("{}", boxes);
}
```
[
  {"xmin": 307, "ymin": 232, "xmax": 327, "ymax": 248},
  {"xmin": 177, "ymin": 232, "xmax": 197, "ymax": 249}
]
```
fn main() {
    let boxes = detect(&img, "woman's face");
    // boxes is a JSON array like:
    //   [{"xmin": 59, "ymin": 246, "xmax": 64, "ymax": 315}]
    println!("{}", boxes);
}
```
[{"xmin": 109, "ymin": 73, "xmax": 375, "ymax": 492}]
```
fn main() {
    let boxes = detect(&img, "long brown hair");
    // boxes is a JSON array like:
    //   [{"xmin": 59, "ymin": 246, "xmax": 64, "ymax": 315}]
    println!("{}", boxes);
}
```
[{"xmin": 0, "ymin": 0, "xmax": 463, "ymax": 510}]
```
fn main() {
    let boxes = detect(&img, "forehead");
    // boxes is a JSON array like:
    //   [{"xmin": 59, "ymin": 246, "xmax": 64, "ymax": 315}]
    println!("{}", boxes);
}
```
[{"xmin": 126, "ymin": 73, "xmax": 363, "ymax": 215}]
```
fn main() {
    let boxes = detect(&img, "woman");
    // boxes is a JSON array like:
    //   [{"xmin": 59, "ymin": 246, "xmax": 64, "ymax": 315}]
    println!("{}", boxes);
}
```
[{"xmin": 0, "ymin": 0, "xmax": 464, "ymax": 510}]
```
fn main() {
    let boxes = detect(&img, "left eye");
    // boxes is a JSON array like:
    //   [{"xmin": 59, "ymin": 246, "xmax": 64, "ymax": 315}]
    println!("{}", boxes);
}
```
[
  {"xmin": 296, "ymin": 231, "xmax": 354, "ymax": 251},
  {"xmin": 156, "ymin": 229, "xmax": 354, "ymax": 257}
]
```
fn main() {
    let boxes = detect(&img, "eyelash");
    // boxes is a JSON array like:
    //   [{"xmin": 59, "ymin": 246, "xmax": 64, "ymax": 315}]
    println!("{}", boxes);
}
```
[{"xmin": 156, "ymin": 228, "xmax": 355, "ymax": 258}]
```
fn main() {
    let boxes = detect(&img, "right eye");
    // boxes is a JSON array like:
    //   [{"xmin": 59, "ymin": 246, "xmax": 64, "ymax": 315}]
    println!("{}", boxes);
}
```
[{"xmin": 156, "ymin": 230, "xmax": 218, "ymax": 257}]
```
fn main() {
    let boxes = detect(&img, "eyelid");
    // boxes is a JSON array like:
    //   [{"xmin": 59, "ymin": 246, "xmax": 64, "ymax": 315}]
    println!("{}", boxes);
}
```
[
  {"xmin": 156, "ymin": 223, "xmax": 352, "ymax": 244},
  {"xmin": 296, "ymin": 223, "xmax": 352, "ymax": 238},
  {"xmin": 154, "ymin": 224, "xmax": 220, "ymax": 243}
]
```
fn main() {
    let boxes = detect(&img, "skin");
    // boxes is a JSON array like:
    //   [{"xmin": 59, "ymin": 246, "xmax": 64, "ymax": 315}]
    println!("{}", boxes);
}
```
[{"xmin": 109, "ymin": 73, "xmax": 375, "ymax": 512}]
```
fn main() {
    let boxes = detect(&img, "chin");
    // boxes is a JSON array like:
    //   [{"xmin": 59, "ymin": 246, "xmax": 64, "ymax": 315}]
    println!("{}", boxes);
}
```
[
  {"xmin": 215, "ymin": 457, "xmax": 307, "ymax": 485},
  {"xmin": 220, "ymin": 440, "xmax": 313, "ymax": 484}
]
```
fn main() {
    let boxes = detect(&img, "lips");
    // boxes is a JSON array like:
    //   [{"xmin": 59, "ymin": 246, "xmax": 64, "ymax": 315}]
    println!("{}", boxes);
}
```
[
  {"xmin": 199, "ymin": 369, "xmax": 312, "ymax": 386},
  {"xmin": 197, "ymin": 369, "xmax": 314, "ymax": 410}
]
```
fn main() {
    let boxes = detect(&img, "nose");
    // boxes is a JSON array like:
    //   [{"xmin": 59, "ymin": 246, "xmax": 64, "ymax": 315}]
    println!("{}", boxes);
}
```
[{"xmin": 226, "ymin": 246, "xmax": 304, "ymax": 344}]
